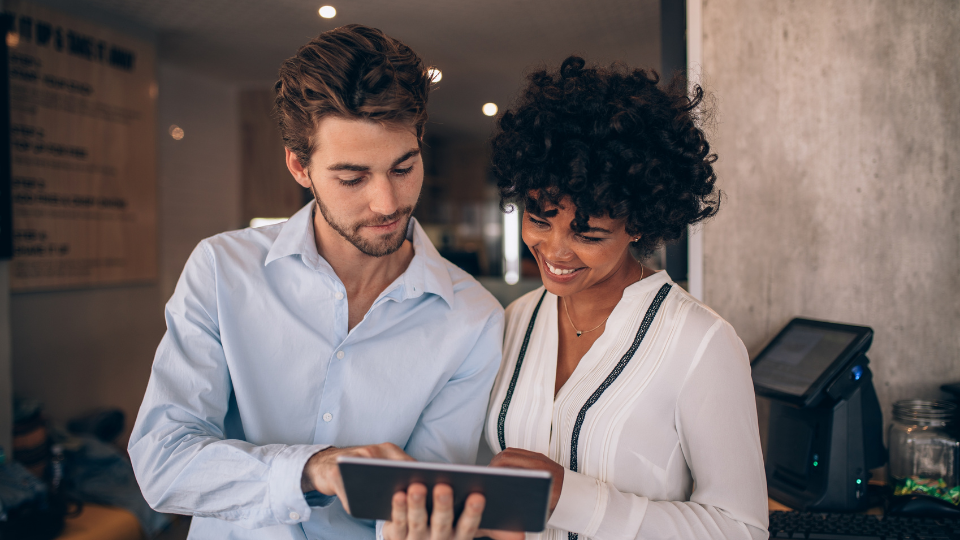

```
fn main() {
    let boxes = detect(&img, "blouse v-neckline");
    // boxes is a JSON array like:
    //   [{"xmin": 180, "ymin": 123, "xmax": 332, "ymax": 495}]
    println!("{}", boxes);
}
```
[{"xmin": 550, "ymin": 271, "xmax": 668, "ymax": 404}]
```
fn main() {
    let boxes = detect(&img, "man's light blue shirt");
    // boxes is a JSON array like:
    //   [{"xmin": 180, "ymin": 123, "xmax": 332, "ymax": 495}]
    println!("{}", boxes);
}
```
[{"xmin": 129, "ymin": 202, "xmax": 504, "ymax": 539}]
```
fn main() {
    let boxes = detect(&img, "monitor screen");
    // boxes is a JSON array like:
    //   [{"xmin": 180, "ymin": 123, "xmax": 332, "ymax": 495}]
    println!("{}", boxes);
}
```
[{"xmin": 751, "ymin": 324, "xmax": 858, "ymax": 397}]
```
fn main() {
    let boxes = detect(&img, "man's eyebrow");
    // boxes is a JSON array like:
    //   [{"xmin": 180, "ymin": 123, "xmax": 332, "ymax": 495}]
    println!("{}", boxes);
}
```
[
  {"xmin": 391, "ymin": 149, "xmax": 420, "ymax": 168},
  {"xmin": 327, "ymin": 149, "xmax": 420, "ymax": 172},
  {"xmin": 327, "ymin": 163, "xmax": 369, "ymax": 172}
]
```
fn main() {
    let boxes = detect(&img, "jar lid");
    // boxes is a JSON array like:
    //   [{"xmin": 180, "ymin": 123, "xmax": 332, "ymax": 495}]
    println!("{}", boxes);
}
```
[{"xmin": 892, "ymin": 399, "xmax": 957, "ymax": 425}]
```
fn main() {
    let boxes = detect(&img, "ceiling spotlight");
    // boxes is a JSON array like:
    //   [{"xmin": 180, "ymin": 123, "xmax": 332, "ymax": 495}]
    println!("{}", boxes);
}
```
[
  {"xmin": 482, "ymin": 103, "xmax": 498, "ymax": 117},
  {"xmin": 427, "ymin": 68, "xmax": 442, "ymax": 83},
  {"xmin": 169, "ymin": 125, "xmax": 185, "ymax": 141},
  {"xmin": 318, "ymin": 5, "xmax": 336, "ymax": 18}
]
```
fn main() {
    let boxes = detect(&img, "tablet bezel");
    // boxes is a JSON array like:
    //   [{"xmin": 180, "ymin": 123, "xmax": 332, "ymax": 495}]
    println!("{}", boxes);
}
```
[
  {"xmin": 750, "ymin": 317, "xmax": 873, "ymax": 408},
  {"xmin": 336, "ymin": 456, "xmax": 553, "ymax": 532}
]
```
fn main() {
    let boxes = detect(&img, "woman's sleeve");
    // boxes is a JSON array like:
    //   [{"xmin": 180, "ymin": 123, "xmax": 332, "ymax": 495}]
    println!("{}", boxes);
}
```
[{"xmin": 547, "ymin": 320, "xmax": 769, "ymax": 540}]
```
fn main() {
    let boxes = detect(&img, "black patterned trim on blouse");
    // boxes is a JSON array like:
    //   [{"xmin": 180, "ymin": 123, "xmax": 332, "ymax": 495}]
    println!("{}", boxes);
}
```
[
  {"xmin": 567, "ymin": 282, "xmax": 672, "ymax": 540},
  {"xmin": 497, "ymin": 290, "xmax": 548, "ymax": 452}
]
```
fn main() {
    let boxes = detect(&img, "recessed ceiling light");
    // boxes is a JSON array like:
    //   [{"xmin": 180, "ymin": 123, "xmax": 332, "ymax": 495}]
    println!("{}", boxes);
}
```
[
  {"xmin": 482, "ymin": 103, "xmax": 498, "ymax": 117},
  {"xmin": 427, "ymin": 68, "xmax": 442, "ymax": 83},
  {"xmin": 318, "ymin": 5, "xmax": 336, "ymax": 18},
  {"xmin": 169, "ymin": 125, "xmax": 184, "ymax": 140}
]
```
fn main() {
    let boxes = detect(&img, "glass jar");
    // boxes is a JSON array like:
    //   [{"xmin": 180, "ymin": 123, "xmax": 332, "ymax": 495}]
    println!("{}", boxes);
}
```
[{"xmin": 888, "ymin": 400, "xmax": 959, "ymax": 506}]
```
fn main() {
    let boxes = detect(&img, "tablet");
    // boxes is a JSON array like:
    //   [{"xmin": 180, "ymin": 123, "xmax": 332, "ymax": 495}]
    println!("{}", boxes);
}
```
[{"xmin": 337, "ymin": 456, "xmax": 553, "ymax": 532}]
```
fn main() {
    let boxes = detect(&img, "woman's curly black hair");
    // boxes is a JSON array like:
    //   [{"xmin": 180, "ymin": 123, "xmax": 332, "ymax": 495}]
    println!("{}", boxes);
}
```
[{"xmin": 492, "ymin": 56, "xmax": 720, "ymax": 257}]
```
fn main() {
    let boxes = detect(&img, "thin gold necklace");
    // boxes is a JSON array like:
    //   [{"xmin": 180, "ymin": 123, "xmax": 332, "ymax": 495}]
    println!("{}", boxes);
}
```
[{"xmin": 562, "ymin": 264, "xmax": 645, "ymax": 338}]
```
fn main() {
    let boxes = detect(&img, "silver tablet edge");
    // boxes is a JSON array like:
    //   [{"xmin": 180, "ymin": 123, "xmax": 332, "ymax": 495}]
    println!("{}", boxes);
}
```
[{"xmin": 336, "ymin": 456, "xmax": 553, "ymax": 480}]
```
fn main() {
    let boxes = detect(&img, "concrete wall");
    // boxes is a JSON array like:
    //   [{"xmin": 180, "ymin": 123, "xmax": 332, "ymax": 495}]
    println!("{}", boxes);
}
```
[
  {"xmin": 10, "ymin": 63, "xmax": 240, "ymax": 440},
  {"xmin": 700, "ymin": 0, "xmax": 960, "ymax": 450}
]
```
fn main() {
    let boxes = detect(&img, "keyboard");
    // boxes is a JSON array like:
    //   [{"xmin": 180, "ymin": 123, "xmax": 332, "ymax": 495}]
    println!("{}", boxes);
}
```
[{"xmin": 768, "ymin": 510, "xmax": 960, "ymax": 539}]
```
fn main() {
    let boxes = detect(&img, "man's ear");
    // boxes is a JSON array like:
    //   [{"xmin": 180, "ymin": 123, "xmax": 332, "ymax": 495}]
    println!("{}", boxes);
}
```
[{"xmin": 285, "ymin": 148, "xmax": 312, "ymax": 189}]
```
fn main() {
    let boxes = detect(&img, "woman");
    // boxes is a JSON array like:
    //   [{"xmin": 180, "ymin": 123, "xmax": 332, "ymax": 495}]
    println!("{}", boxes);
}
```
[{"xmin": 484, "ymin": 57, "xmax": 769, "ymax": 540}]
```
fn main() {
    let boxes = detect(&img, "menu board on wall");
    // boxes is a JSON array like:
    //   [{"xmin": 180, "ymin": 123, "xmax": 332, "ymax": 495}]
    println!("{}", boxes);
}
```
[{"xmin": 4, "ymin": 0, "xmax": 156, "ymax": 291}]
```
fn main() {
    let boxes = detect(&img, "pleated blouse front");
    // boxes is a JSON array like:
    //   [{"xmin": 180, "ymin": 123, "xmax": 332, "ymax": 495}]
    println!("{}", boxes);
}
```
[{"xmin": 484, "ymin": 271, "xmax": 769, "ymax": 540}]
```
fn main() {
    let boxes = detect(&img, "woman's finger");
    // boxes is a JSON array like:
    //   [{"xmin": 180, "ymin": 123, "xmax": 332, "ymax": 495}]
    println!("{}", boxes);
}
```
[
  {"xmin": 454, "ymin": 493, "xmax": 485, "ymax": 540},
  {"xmin": 430, "ymin": 484, "xmax": 454, "ymax": 539},
  {"xmin": 383, "ymin": 490, "xmax": 407, "ymax": 540},
  {"xmin": 407, "ymin": 483, "xmax": 429, "ymax": 539}
]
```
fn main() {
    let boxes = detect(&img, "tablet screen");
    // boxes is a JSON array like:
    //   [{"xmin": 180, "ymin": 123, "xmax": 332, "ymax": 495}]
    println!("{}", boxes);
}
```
[{"xmin": 751, "ymin": 324, "xmax": 858, "ymax": 397}]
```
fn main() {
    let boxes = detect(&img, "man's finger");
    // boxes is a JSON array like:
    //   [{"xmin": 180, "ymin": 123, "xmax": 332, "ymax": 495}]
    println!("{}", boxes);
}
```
[
  {"xmin": 430, "ymin": 484, "xmax": 454, "ymax": 539},
  {"xmin": 335, "ymin": 485, "xmax": 351, "ymax": 515},
  {"xmin": 407, "ymin": 483, "xmax": 429, "ymax": 539},
  {"xmin": 378, "ymin": 442, "xmax": 415, "ymax": 461},
  {"xmin": 326, "ymin": 467, "xmax": 350, "ymax": 514},
  {"xmin": 384, "ymin": 490, "xmax": 408, "ymax": 540},
  {"xmin": 454, "ymin": 493, "xmax": 485, "ymax": 540}
]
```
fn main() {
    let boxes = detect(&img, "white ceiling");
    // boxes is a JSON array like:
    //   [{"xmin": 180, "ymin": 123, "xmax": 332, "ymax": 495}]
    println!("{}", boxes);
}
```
[{"xmin": 26, "ymin": 0, "xmax": 662, "ymax": 139}]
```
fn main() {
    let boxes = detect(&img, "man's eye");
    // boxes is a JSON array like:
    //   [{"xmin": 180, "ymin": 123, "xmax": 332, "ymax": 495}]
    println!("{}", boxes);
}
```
[
  {"xmin": 339, "ymin": 178, "xmax": 363, "ymax": 187},
  {"xmin": 393, "ymin": 167, "xmax": 414, "ymax": 177}
]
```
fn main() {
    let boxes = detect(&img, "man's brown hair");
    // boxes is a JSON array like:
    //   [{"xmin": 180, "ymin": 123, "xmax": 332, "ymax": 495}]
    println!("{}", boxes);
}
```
[{"xmin": 275, "ymin": 24, "xmax": 431, "ymax": 167}]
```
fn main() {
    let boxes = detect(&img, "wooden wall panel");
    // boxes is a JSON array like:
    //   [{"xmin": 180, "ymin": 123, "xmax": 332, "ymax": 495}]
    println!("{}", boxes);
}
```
[
  {"xmin": 6, "ymin": 0, "xmax": 157, "ymax": 291},
  {"xmin": 239, "ymin": 89, "xmax": 306, "ymax": 224}
]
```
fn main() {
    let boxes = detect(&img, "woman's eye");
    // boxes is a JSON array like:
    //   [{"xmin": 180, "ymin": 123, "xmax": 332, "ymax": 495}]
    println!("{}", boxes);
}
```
[
  {"xmin": 527, "ymin": 216, "xmax": 549, "ymax": 228},
  {"xmin": 576, "ymin": 235, "xmax": 603, "ymax": 244}
]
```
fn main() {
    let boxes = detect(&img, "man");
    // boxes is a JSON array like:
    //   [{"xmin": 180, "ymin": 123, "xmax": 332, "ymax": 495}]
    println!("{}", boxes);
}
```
[{"xmin": 129, "ymin": 25, "xmax": 504, "ymax": 540}]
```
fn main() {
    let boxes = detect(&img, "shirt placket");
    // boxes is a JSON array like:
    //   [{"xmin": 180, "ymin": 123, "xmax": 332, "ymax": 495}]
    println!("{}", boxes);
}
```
[{"xmin": 311, "ymin": 282, "xmax": 405, "ymax": 445}]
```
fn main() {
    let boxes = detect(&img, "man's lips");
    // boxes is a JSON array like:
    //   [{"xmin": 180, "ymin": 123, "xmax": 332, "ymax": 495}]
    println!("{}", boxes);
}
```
[{"xmin": 364, "ymin": 217, "xmax": 402, "ymax": 232}]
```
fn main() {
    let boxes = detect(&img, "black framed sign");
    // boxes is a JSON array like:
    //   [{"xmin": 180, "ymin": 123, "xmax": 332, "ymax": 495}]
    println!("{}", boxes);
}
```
[{"xmin": 1, "ymin": 13, "xmax": 13, "ymax": 260}]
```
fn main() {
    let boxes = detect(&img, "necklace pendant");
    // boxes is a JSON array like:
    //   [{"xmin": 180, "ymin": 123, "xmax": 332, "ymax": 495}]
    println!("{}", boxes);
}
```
[{"xmin": 576, "ymin": 331, "xmax": 582, "ymax": 337}]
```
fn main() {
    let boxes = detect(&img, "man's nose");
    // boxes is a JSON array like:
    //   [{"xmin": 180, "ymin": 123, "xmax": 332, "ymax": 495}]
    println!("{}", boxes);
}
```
[{"xmin": 368, "ymin": 175, "xmax": 400, "ymax": 216}]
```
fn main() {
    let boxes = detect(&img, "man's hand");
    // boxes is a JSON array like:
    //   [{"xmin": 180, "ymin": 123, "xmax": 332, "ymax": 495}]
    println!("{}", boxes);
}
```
[
  {"xmin": 383, "ymin": 483, "xmax": 490, "ymax": 540},
  {"xmin": 489, "ymin": 448, "xmax": 564, "ymax": 513},
  {"xmin": 301, "ymin": 443, "xmax": 413, "ymax": 513}
]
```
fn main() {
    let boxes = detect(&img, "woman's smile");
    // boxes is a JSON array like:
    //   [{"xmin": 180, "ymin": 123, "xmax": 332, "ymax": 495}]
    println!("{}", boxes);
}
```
[{"xmin": 540, "ymin": 256, "xmax": 586, "ymax": 282}]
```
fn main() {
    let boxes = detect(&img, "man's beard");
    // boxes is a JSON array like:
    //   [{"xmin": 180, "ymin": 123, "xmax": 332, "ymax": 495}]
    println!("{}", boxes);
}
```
[{"xmin": 311, "ymin": 186, "xmax": 414, "ymax": 258}]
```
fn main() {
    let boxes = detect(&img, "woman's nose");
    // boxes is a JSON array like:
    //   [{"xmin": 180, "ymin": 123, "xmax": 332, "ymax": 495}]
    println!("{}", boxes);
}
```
[{"xmin": 538, "ymin": 231, "xmax": 574, "ymax": 261}]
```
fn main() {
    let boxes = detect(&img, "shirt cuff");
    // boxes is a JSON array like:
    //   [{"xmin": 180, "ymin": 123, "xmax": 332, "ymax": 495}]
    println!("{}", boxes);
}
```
[
  {"xmin": 268, "ymin": 444, "xmax": 331, "ymax": 524},
  {"xmin": 547, "ymin": 469, "xmax": 605, "ymax": 537}
]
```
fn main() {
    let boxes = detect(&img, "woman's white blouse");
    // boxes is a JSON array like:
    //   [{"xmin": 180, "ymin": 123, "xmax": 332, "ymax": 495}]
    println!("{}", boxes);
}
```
[{"xmin": 484, "ymin": 272, "xmax": 769, "ymax": 540}]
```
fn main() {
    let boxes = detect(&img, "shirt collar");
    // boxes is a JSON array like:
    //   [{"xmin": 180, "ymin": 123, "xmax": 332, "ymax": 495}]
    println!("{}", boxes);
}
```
[{"xmin": 265, "ymin": 202, "xmax": 455, "ymax": 308}]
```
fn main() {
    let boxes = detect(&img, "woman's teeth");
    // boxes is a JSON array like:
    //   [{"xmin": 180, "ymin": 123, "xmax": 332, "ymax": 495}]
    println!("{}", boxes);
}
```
[{"xmin": 546, "ymin": 261, "xmax": 579, "ymax": 275}]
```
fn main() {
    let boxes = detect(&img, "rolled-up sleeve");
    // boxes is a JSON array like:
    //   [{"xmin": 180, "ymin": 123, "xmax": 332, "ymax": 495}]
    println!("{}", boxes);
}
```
[{"xmin": 128, "ymin": 242, "xmax": 328, "ymax": 529}]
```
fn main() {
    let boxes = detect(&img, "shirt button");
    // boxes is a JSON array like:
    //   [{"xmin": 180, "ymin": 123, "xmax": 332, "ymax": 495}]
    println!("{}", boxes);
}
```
[
  {"xmin": 336, "ymin": 351, "xmax": 344, "ymax": 359},
  {"xmin": 335, "ymin": 292, "xmax": 344, "ymax": 300},
  {"xmin": 323, "ymin": 413, "xmax": 333, "ymax": 422},
  {"xmin": 289, "ymin": 511, "xmax": 300, "ymax": 521}
]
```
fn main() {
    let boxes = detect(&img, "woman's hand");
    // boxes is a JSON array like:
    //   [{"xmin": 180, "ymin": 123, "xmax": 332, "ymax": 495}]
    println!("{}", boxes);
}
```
[
  {"xmin": 489, "ymin": 448, "xmax": 564, "ymax": 512},
  {"xmin": 383, "ymin": 483, "xmax": 486, "ymax": 540}
]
